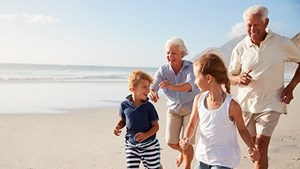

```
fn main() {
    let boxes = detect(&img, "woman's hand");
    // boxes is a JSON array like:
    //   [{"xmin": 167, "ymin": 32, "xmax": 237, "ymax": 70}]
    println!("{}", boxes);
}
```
[{"xmin": 149, "ymin": 89, "xmax": 159, "ymax": 102}]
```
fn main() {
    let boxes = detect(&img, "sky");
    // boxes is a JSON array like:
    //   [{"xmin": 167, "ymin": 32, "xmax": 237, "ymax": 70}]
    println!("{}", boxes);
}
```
[{"xmin": 0, "ymin": 0, "xmax": 299, "ymax": 68}]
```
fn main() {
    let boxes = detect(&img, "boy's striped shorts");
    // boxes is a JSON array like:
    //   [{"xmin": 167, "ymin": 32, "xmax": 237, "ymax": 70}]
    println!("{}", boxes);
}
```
[{"xmin": 125, "ymin": 138, "xmax": 161, "ymax": 169}]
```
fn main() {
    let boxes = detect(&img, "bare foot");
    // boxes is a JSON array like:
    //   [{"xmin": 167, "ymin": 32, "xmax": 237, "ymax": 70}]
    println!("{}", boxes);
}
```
[{"xmin": 176, "ymin": 153, "xmax": 183, "ymax": 167}]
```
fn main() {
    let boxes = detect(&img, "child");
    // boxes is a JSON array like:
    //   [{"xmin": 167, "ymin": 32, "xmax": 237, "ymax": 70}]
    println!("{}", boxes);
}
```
[
  {"xmin": 180, "ymin": 52, "xmax": 260, "ymax": 169},
  {"xmin": 113, "ymin": 70, "xmax": 162, "ymax": 169}
]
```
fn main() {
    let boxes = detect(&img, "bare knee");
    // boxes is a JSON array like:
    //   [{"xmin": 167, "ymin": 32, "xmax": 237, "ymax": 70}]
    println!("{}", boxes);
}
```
[{"xmin": 167, "ymin": 143, "xmax": 180, "ymax": 151}]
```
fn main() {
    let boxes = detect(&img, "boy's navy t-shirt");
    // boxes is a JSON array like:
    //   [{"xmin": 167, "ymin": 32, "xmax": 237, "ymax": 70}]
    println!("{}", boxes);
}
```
[{"xmin": 119, "ymin": 95, "xmax": 159, "ymax": 144}]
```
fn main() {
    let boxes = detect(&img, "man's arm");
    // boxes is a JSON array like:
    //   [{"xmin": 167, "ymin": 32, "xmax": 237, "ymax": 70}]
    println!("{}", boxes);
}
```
[{"xmin": 280, "ymin": 62, "xmax": 300, "ymax": 104}]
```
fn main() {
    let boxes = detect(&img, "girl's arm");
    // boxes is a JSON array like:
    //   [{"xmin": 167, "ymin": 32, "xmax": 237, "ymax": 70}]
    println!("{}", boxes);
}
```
[
  {"xmin": 180, "ymin": 94, "xmax": 201, "ymax": 150},
  {"xmin": 229, "ymin": 100, "xmax": 260, "ymax": 161},
  {"xmin": 134, "ymin": 120, "xmax": 159, "ymax": 143}
]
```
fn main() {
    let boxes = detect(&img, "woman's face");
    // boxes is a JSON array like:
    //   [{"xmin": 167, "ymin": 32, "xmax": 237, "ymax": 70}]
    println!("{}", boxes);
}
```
[{"xmin": 166, "ymin": 45, "xmax": 183, "ymax": 66}]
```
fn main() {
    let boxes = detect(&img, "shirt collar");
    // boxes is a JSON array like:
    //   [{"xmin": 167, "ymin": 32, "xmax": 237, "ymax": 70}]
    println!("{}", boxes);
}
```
[
  {"xmin": 125, "ymin": 94, "xmax": 149, "ymax": 104},
  {"xmin": 245, "ymin": 28, "xmax": 274, "ymax": 47},
  {"xmin": 168, "ymin": 60, "xmax": 192, "ymax": 69}
]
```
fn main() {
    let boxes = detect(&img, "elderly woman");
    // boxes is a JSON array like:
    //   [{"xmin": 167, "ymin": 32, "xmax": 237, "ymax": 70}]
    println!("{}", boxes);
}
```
[{"xmin": 150, "ymin": 37, "xmax": 200, "ymax": 169}]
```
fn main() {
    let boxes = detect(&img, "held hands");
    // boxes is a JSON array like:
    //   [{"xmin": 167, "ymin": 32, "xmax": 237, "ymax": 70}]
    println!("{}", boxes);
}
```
[
  {"xmin": 239, "ymin": 69, "xmax": 252, "ymax": 85},
  {"xmin": 247, "ymin": 147, "xmax": 260, "ymax": 161},
  {"xmin": 179, "ymin": 138, "xmax": 189, "ymax": 150}
]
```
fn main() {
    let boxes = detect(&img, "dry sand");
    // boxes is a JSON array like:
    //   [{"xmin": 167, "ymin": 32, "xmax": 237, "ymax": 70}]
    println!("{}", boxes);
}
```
[{"xmin": 0, "ymin": 86, "xmax": 299, "ymax": 169}]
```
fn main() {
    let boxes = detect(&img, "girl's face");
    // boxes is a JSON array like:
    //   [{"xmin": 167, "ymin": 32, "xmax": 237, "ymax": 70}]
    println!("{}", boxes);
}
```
[
  {"xmin": 194, "ymin": 69, "xmax": 209, "ymax": 92},
  {"xmin": 132, "ymin": 79, "xmax": 151, "ymax": 101},
  {"xmin": 166, "ymin": 45, "xmax": 183, "ymax": 66}
]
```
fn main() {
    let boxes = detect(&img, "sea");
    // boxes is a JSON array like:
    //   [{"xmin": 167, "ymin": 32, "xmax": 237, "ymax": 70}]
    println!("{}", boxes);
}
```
[
  {"xmin": 0, "ymin": 63, "xmax": 157, "ymax": 114},
  {"xmin": 0, "ymin": 63, "xmax": 296, "ymax": 114}
]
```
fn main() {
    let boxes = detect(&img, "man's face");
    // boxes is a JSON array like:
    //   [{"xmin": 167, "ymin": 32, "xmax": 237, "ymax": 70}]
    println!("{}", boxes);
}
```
[{"xmin": 245, "ymin": 14, "xmax": 268, "ymax": 45}]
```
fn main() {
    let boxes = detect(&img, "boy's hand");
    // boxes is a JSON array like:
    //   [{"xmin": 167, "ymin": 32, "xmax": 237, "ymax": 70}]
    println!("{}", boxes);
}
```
[
  {"xmin": 113, "ymin": 126, "xmax": 122, "ymax": 136},
  {"xmin": 134, "ymin": 132, "xmax": 148, "ymax": 142}
]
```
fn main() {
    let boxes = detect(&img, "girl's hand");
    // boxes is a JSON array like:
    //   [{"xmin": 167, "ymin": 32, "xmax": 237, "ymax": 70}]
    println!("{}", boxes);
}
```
[
  {"xmin": 247, "ymin": 147, "xmax": 260, "ymax": 161},
  {"xmin": 179, "ymin": 138, "xmax": 189, "ymax": 150}
]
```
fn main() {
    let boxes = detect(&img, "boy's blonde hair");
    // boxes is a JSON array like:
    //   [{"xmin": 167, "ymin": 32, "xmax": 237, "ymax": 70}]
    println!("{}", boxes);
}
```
[{"xmin": 128, "ymin": 70, "xmax": 153, "ymax": 91}]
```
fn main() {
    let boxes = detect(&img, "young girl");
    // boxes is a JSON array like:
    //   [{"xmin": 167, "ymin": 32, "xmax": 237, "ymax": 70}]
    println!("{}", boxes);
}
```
[
  {"xmin": 180, "ymin": 52, "xmax": 260, "ymax": 169},
  {"xmin": 113, "ymin": 70, "xmax": 162, "ymax": 169}
]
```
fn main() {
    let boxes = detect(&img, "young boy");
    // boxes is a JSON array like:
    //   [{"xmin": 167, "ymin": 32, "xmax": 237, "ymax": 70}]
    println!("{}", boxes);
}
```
[{"xmin": 113, "ymin": 70, "xmax": 162, "ymax": 169}]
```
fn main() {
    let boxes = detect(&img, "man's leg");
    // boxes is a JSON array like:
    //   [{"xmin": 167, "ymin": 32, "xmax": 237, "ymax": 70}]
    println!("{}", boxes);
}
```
[
  {"xmin": 253, "ymin": 111, "xmax": 281, "ymax": 169},
  {"xmin": 254, "ymin": 135, "xmax": 271, "ymax": 169}
]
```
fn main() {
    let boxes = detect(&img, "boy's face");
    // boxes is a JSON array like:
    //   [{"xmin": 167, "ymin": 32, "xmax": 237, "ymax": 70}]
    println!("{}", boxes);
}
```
[{"xmin": 132, "ymin": 79, "xmax": 151, "ymax": 101}]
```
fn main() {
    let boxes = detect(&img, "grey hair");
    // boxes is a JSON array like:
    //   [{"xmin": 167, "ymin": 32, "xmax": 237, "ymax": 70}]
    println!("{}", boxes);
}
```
[
  {"xmin": 165, "ymin": 37, "xmax": 189, "ymax": 57},
  {"xmin": 243, "ymin": 5, "xmax": 268, "ymax": 23}
]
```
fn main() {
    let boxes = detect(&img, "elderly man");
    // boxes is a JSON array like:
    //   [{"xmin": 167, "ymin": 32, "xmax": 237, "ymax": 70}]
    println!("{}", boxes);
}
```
[{"xmin": 228, "ymin": 5, "xmax": 300, "ymax": 169}]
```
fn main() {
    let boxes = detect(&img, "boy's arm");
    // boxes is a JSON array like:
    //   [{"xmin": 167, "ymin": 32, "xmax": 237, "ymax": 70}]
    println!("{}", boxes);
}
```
[
  {"xmin": 134, "ymin": 120, "xmax": 159, "ymax": 143},
  {"xmin": 113, "ymin": 118, "xmax": 126, "ymax": 136}
]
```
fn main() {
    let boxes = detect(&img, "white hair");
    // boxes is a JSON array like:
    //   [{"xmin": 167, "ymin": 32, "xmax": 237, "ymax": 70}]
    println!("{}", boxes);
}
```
[
  {"xmin": 165, "ymin": 37, "xmax": 188, "ymax": 57},
  {"xmin": 243, "ymin": 5, "xmax": 268, "ymax": 23}
]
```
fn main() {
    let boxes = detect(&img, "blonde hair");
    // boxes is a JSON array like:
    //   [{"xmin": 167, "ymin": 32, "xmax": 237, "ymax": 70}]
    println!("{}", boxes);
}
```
[
  {"xmin": 243, "ymin": 5, "xmax": 268, "ymax": 23},
  {"xmin": 165, "ymin": 37, "xmax": 189, "ymax": 57},
  {"xmin": 128, "ymin": 70, "xmax": 153, "ymax": 91},
  {"xmin": 193, "ymin": 52, "xmax": 231, "ymax": 93}
]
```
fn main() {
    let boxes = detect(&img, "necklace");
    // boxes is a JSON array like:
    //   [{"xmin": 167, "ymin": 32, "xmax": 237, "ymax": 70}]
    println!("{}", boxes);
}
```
[{"xmin": 204, "ymin": 91, "xmax": 226, "ymax": 109}]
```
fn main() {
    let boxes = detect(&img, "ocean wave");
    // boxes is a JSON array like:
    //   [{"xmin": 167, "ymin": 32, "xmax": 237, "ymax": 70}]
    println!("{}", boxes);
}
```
[{"xmin": 0, "ymin": 63, "xmax": 157, "ymax": 82}]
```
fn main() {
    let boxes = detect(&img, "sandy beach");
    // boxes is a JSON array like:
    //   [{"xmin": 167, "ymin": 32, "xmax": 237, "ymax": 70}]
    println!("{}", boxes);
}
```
[{"xmin": 0, "ymin": 86, "xmax": 299, "ymax": 169}]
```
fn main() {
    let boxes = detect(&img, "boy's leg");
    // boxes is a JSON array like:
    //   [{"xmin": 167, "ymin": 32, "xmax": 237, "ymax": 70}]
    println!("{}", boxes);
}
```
[
  {"xmin": 125, "ymin": 141, "xmax": 141, "ymax": 169},
  {"xmin": 141, "ymin": 139, "xmax": 161, "ymax": 169}
]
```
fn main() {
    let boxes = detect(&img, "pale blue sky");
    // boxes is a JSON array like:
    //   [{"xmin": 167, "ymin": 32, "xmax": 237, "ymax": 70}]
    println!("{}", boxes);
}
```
[{"xmin": 0, "ymin": 0, "xmax": 299, "ymax": 67}]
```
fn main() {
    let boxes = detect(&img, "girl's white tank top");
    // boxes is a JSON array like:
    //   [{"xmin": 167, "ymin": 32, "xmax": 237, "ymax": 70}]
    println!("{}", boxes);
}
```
[{"xmin": 195, "ymin": 91, "xmax": 241, "ymax": 168}]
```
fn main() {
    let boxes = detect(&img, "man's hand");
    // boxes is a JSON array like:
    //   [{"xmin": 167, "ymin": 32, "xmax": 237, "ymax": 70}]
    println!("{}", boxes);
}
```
[{"xmin": 240, "ymin": 69, "xmax": 252, "ymax": 85}]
